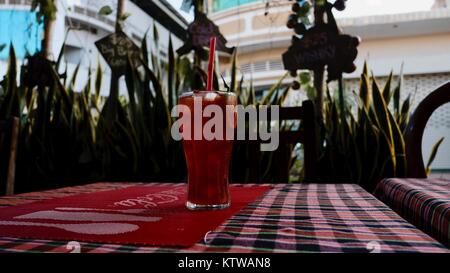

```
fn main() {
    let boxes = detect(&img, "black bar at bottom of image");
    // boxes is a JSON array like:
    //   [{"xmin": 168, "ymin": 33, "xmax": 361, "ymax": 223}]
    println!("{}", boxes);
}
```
[{"xmin": 1, "ymin": 252, "xmax": 450, "ymax": 272}]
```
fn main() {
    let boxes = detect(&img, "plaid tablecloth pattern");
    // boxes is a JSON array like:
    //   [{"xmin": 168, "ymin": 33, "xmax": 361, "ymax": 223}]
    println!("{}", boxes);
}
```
[
  {"xmin": 0, "ymin": 183, "xmax": 448, "ymax": 253},
  {"xmin": 374, "ymin": 178, "xmax": 450, "ymax": 247}
]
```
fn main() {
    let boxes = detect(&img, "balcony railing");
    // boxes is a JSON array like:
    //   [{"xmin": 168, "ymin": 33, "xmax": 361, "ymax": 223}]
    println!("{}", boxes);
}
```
[
  {"xmin": 71, "ymin": 5, "xmax": 115, "ymax": 27},
  {"xmin": 0, "ymin": 0, "xmax": 33, "ymax": 5},
  {"xmin": 223, "ymin": 59, "xmax": 284, "ymax": 76}
]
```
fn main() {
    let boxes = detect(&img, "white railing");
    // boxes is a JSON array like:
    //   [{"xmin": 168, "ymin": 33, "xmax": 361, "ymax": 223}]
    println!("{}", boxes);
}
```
[
  {"xmin": 224, "ymin": 59, "xmax": 284, "ymax": 76},
  {"xmin": 71, "ymin": 5, "xmax": 115, "ymax": 27}
]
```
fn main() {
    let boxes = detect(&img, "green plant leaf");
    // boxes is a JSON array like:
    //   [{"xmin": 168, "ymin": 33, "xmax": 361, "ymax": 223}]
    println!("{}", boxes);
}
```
[
  {"xmin": 359, "ymin": 72, "xmax": 370, "ymax": 111},
  {"xmin": 119, "ymin": 12, "xmax": 131, "ymax": 22},
  {"xmin": 372, "ymin": 77, "xmax": 396, "ymax": 173},
  {"xmin": 261, "ymin": 72, "xmax": 288, "ymax": 105},
  {"xmin": 230, "ymin": 49, "xmax": 237, "ymax": 93},
  {"xmin": 399, "ymin": 94, "xmax": 411, "ymax": 131},
  {"xmin": 382, "ymin": 71, "xmax": 393, "ymax": 105},
  {"xmin": 0, "ymin": 45, "xmax": 19, "ymax": 119},
  {"xmin": 299, "ymin": 72, "xmax": 311, "ymax": 85},
  {"xmin": 388, "ymin": 110, "xmax": 406, "ymax": 177},
  {"xmin": 393, "ymin": 64, "xmax": 403, "ymax": 117},
  {"xmin": 426, "ymin": 137, "xmax": 444, "ymax": 174},
  {"xmin": 98, "ymin": 5, "xmax": 113, "ymax": 16},
  {"xmin": 220, "ymin": 74, "xmax": 230, "ymax": 91},
  {"xmin": 167, "ymin": 35, "xmax": 175, "ymax": 110},
  {"xmin": 153, "ymin": 23, "xmax": 159, "ymax": 45}
]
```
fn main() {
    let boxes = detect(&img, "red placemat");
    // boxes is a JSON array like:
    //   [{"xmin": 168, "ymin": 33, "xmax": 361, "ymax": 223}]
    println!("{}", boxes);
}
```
[{"xmin": 0, "ymin": 184, "xmax": 270, "ymax": 247}]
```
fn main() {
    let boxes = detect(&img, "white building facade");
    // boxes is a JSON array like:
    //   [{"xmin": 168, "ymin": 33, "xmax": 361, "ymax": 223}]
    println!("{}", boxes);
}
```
[
  {"xmin": 209, "ymin": 0, "xmax": 450, "ymax": 172},
  {"xmin": 0, "ymin": 0, "xmax": 188, "ymax": 94}
]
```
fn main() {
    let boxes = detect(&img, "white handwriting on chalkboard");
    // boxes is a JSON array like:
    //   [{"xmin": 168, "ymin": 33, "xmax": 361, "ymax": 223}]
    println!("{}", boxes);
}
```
[
  {"xmin": 303, "ymin": 32, "xmax": 329, "ymax": 49},
  {"xmin": 189, "ymin": 23, "xmax": 214, "ymax": 35},
  {"xmin": 294, "ymin": 45, "xmax": 336, "ymax": 66},
  {"xmin": 99, "ymin": 44, "xmax": 115, "ymax": 57}
]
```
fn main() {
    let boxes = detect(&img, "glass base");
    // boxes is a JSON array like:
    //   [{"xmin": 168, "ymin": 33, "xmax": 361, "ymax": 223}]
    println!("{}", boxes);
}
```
[{"xmin": 186, "ymin": 201, "xmax": 230, "ymax": 210}]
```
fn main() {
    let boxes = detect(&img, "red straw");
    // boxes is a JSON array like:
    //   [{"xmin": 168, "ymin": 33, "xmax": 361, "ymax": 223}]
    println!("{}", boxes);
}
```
[{"xmin": 207, "ymin": 37, "xmax": 216, "ymax": 91}]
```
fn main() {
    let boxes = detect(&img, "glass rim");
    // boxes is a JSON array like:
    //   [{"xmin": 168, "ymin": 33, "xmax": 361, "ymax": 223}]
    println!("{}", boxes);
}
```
[{"xmin": 179, "ymin": 90, "xmax": 236, "ymax": 98}]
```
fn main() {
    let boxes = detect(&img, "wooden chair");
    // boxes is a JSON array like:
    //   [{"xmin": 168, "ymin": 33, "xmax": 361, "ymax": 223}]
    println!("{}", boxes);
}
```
[
  {"xmin": 235, "ymin": 100, "xmax": 319, "ymax": 183},
  {"xmin": 405, "ymin": 82, "xmax": 450, "ymax": 178},
  {"xmin": 0, "ymin": 117, "xmax": 20, "ymax": 196}
]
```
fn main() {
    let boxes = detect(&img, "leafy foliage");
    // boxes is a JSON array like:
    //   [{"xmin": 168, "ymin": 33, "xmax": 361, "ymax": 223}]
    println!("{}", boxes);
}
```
[
  {"xmin": 0, "ymin": 31, "xmax": 185, "ymax": 191},
  {"xmin": 318, "ymin": 62, "xmax": 440, "ymax": 192},
  {"xmin": 31, "ymin": 0, "xmax": 57, "ymax": 22},
  {"xmin": 0, "ymin": 28, "xmax": 293, "ymax": 191},
  {"xmin": 0, "ymin": 33, "xmax": 442, "ymax": 192},
  {"xmin": 98, "ymin": 6, "xmax": 113, "ymax": 16}
]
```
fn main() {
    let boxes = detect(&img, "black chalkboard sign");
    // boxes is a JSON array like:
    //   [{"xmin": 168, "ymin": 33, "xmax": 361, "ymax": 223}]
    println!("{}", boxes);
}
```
[
  {"xmin": 282, "ymin": 2, "xmax": 359, "ymax": 82},
  {"xmin": 177, "ymin": 11, "xmax": 234, "ymax": 56},
  {"xmin": 283, "ymin": 24, "xmax": 339, "ymax": 71},
  {"xmin": 95, "ymin": 31, "xmax": 141, "ymax": 76}
]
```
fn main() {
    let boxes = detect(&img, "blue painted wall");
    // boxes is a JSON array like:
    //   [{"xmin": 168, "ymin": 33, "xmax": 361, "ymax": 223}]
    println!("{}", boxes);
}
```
[
  {"xmin": 0, "ymin": 10, "xmax": 43, "ymax": 59},
  {"xmin": 213, "ymin": 0, "xmax": 261, "ymax": 12}
]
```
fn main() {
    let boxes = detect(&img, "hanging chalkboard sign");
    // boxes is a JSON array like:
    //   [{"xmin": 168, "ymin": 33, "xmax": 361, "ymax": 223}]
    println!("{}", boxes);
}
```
[
  {"xmin": 95, "ymin": 31, "xmax": 141, "ymax": 76},
  {"xmin": 282, "ymin": 23, "xmax": 359, "ymax": 81},
  {"xmin": 283, "ymin": 24, "xmax": 338, "ymax": 71},
  {"xmin": 177, "ymin": 11, "xmax": 234, "ymax": 56}
]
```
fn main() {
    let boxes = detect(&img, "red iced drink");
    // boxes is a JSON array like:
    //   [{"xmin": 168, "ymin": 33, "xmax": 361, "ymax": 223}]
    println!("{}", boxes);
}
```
[{"xmin": 178, "ymin": 91, "xmax": 237, "ymax": 210}]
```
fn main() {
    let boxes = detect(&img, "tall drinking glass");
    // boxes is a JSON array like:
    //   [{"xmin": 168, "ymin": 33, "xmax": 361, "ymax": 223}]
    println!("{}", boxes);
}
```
[{"xmin": 179, "ymin": 91, "xmax": 237, "ymax": 210}]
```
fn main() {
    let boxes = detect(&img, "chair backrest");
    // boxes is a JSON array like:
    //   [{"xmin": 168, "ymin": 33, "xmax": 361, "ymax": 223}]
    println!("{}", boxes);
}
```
[
  {"xmin": 0, "ymin": 117, "xmax": 20, "ymax": 196},
  {"xmin": 235, "ymin": 100, "xmax": 319, "ymax": 183},
  {"xmin": 405, "ymin": 82, "xmax": 450, "ymax": 178}
]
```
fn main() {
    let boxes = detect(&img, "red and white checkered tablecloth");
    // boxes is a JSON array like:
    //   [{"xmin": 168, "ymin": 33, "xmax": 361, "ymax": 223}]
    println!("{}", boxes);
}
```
[{"xmin": 0, "ymin": 182, "xmax": 448, "ymax": 253}]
